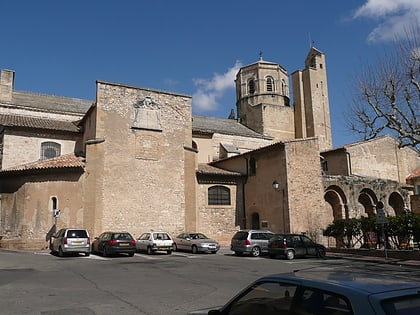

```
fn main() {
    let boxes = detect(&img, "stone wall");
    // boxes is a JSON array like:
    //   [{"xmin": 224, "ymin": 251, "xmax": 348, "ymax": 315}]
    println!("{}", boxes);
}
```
[{"xmin": 85, "ymin": 81, "xmax": 193, "ymax": 239}]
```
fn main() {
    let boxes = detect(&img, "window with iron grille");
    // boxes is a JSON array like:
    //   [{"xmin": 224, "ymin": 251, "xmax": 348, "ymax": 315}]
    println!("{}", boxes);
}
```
[
  {"xmin": 248, "ymin": 79, "xmax": 255, "ymax": 94},
  {"xmin": 208, "ymin": 186, "xmax": 231, "ymax": 205},
  {"xmin": 266, "ymin": 76, "xmax": 274, "ymax": 92},
  {"xmin": 41, "ymin": 141, "xmax": 61, "ymax": 160}
]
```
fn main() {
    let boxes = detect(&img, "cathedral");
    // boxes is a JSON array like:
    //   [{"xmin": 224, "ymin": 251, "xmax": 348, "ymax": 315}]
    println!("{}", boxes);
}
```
[{"xmin": 0, "ymin": 47, "xmax": 418, "ymax": 249}]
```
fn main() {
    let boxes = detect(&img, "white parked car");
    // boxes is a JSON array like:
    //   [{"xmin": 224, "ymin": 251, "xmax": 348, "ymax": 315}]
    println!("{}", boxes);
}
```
[
  {"xmin": 188, "ymin": 267, "xmax": 420, "ymax": 314},
  {"xmin": 136, "ymin": 231, "xmax": 174, "ymax": 255}
]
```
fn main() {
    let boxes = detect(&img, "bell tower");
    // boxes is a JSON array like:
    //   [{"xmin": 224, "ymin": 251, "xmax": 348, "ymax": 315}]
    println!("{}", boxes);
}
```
[
  {"xmin": 292, "ymin": 47, "xmax": 332, "ymax": 151},
  {"xmin": 235, "ymin": 56, "xmax": 295, "ymax": 141}
]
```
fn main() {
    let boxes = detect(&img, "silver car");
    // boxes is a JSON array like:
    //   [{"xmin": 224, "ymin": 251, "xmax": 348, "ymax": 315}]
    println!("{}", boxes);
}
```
[
  {"xmin": 173, "ymin": 232, "xmax": 220, "ymax": 254},
  {"xmin": 188, "ymin": 267, "xmax": 420, "ymax": 314},
  {"xmin": 230, "ymin": 229, "xmax": 274, "ymax": 257},
  {"xmin": 50, "ymin": 228, "xmax": 90, "ymax": 257}
]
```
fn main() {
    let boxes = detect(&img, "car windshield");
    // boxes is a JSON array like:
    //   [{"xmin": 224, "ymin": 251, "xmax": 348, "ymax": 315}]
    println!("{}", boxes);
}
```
[
  {"xmin": 153, "ymin": 233, "xmax": 171, "ymax": 240},
  {"xmin": 67, "ymin": 230, "xmax": 88, "ymax": 238},
  {"xmin": 112, "ymin": 233, "xmax": 132, "ymax": 240},
  {"xmin": 233, "ymin": 232, "xmax": 248, "ymax": 240},
  {"xmin": 189, "ymin": 233, "xmax": 208, "ymax": 239},
  {"xmin": 381, "ymin": 294, "xmax": 420, "ymax": 314}
]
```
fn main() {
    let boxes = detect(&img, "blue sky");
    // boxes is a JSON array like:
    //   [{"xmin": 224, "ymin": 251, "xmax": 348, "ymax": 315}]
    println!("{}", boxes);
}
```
[{"xmin": 1, "ymin": 0, "xmax": 419, "ymax": 148}]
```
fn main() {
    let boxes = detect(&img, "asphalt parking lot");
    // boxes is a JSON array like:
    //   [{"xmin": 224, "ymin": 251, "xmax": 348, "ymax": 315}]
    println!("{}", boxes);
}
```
[{"xmin": 1, "ymin": 247, "xmax": 420, "ymax": 315}]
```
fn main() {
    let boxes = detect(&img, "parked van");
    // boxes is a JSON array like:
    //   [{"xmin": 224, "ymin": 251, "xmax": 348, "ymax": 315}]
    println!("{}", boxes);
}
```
[{"xmin": 230, "ymin": 230, "xmax": 274, "ymax": 257}]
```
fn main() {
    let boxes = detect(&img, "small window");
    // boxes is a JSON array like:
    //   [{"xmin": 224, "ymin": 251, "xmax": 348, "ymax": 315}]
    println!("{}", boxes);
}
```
[
  {"xmin": 266, "ymin": 77, "xmax": 274, "ymax": 92},
  {"xmin": 208, "ymin": 186, "xmax": 231, "ymax": 205},
  {"xmin": 41, "ymin": 141, "xmax": 61, "ymax": 160},
  {"xmin": 248, "ymin": 79, "xmax": 255, "ymax": 94},
  {"xmin": 249, "ymin": 157, "xmax": 256, "ymax": 176}
]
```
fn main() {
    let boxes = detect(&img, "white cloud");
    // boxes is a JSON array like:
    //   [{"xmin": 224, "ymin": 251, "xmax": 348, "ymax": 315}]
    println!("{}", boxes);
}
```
[
  {"xmin": 354, "ymin": 0, "xmax": 420, "ymax": 42},
  {"xmin": 192, "ymin": 61, "xmax": 242, "ymax": 112}
]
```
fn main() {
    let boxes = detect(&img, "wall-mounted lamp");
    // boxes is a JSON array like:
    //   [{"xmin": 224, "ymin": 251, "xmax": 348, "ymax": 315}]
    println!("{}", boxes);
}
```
[{"xmin": 272, "ymin": 180, "xmax": 280, "ymax": 190}]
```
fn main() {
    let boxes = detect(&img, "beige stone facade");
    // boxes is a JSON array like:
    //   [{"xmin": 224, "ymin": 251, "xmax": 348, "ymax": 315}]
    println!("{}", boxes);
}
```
[{"xmin": 0, "ymin": 47, "xmax": 418, "ymax": 249}]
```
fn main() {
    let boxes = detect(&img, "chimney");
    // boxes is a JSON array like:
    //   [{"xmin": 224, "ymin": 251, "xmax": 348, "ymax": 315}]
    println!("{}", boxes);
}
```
[{"xmin": 0, "ymin": 69, "xmax": 15, "ymax": 103}]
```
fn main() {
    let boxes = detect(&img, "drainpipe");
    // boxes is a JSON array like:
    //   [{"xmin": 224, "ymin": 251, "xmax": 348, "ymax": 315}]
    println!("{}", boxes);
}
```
[
  {"xmin": 346, "ymin": 151, "xmax": 352, "ymax": 176},
  {"xmin": 242, "ymin": 157, "xmax": 249, "ymax": 229}
]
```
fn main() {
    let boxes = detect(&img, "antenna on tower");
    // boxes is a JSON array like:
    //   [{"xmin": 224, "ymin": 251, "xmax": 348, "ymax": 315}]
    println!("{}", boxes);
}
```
[{"xmin": 308, "ymin": 33, "xmax": 315, "ymax": 48}]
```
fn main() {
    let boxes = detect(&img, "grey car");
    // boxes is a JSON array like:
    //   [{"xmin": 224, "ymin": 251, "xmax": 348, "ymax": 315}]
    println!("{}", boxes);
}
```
[
  {"xmin": 173, "ymin": 232, "xmax": 220, "ymax": 254},
  {"xmin": 230, "ymin": 229, "xmax": 274, "ymax": 257},
  {"xmin": 188, "ymin": 267, "xmax": 420, "ymax": 314},
  {"xmin": 50, "ymin": 228, "xmax": 90, "ymax": 257}
]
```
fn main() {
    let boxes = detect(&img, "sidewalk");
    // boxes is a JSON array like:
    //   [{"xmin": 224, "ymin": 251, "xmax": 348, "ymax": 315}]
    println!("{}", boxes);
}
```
[{"xmin": 327, "ymin": 251, "xmax": 420, "ymax": 267}]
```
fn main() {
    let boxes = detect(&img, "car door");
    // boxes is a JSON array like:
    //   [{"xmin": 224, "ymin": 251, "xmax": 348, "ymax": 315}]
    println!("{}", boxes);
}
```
[
  {"xmin": 302, "ymin": 235, "xmax": 318, "ymax": 256},
  {"xmin": 177, "ymin": 233, "xmax": 188, "ymax": 251},
  {"xmin": 292, "ymin": 235, "xmax": 306, "ymax": 257},
  {"xmin": 95, "ymin": 233, "xmax": 108, "ymax": 253},
  {"xmin": 136, "ymin": 233, "xmax": 150, "ymax": 251}
]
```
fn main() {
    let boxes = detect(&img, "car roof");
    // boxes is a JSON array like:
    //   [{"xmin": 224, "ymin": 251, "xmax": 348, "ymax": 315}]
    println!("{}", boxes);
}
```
[
  {"xmin": 260, "ymin": 269, "xmax": 420, "ymax": 295},
  {"xmin": 237, "ymin": 229, "xmax": 273, "ymax": 233}
]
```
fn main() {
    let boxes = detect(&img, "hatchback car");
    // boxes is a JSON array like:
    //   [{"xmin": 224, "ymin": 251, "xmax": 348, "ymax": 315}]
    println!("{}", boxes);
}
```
[
  {"xmin": 173, "ymin": 232, "xmax": 220, "ymax": 254},
  {"xmin": 136, "ymin": 231, "xmax": 174, "ymax": 254},
  {"xmin": 268, "ymin": 233, "xmax": 326, "ymax": 260},
  {"xmin": 230, "ymin": 229, "xmax": 274, "ymax": 257},
  {"xmin": 91, "ymin": 231, "xmax": 136, "ymax": 257},
  {"xmin": 188, "ymin": 268, "xmax": 420, "ymax": 314},
  {"xmin": 50, "ymin": 228, "xmax": 90, "ymax": 257}
]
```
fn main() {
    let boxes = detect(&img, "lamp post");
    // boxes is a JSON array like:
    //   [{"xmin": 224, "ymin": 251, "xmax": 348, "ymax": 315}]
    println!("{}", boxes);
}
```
[{"xmin": 272, "ymin": 180, "xmax": 286, "ymax": 233}]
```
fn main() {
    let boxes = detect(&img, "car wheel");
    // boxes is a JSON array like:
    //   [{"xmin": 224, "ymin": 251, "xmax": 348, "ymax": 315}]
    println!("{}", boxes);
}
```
[
  {"xmin": 173, "ymin": 244, "xmax": 178, "ymax": 251},
  {"xmin": 128, "ymin": 252, "xmax": 135, "ymax": 257},
  {"xmin": 317, "ymin": 248, "xmax": 326, "ymax": 259},
  {"xmin": 147, "ymin": 246, "xmax": 153, "ymax": 255},
  {"xmin": 58, "ymin": 247, "xmax": 64, "ymax": 257},
  {"xmin": 250, "ymin": 247, "xmax": 261, "ymax": 257},
  {"xmin": 192, "ymin": 245, "xmax": 198, "ymax": 254},
  {"xmin": 285, "ymin": 249, "xmax": 295, "ymax": 260},
  {"xmin": 85, "ymin": 252, "xmax": 90, "ymax": 257},
  {"xmin": 167, "ymin": 250, "xmax": 172, "ymax": 255},
  {"xmin": 103, "ymin": 246, "xmax": 109, "ymax": 257}
]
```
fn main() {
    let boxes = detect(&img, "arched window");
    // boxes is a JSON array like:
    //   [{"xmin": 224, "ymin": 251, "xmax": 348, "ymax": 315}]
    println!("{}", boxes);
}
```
[
  {"xmin": 249, "ymin": 157, "xmax": 256, "ymax": 176},
  {"xmin": 266, "ymin": 76, "xmax": 274, "ymax": 92},
  {"xmin": 192, "ymin": 140, "xmax": 197, "ymax": 151},
  {"xmin": 208, "ymin": 186, "xmax": 231, "ymax": 205},
  {"xmin": 251, "ymin": 213, "xmax": 260, "ymax": 229},
  {"xmin": 248, "ymin": 79, "xmax": 255, "ymax": 94},
  {"xmin": 51, "ymin": 197, "xmax": 58, "ymax": 210},
  {"xmin": 41, "ymin": 142, "xmax": 61, "ymax": 160}
]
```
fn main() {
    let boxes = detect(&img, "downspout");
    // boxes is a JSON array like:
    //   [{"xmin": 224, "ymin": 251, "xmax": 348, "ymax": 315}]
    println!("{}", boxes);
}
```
[
  {"xmin": 243, "ymin": 157, "xmax": 248, "ymax": 229},
  {"xmin": 346, "ymin": 150, "xmax": 352, "ymax": 176}
]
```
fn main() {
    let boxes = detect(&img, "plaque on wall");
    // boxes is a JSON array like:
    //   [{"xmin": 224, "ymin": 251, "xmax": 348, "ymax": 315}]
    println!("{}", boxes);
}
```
[{"xmin": 132, "ymin": 96, "xmax": 162, "ymax": 131}]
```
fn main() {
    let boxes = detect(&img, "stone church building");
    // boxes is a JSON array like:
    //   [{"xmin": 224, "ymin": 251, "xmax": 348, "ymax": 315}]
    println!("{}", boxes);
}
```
[{"xmin": 0, "ymin": 47, "xmax": 419, "ymax": 249}]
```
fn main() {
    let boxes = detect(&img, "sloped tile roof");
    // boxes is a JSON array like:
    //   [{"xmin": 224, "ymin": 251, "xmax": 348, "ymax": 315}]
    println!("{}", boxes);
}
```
[
  {"xmin": 197, "ymin": 163, "xmax": 242, "ymax": 176},
  {"xmin": 0, "ymin": 114, "xmax": 81, "ymax": 132},
  {"xmin": 0, "ymin": 153, "xmax": 85, "ymax": 175},
  {"xmin": 406, "ymin": 169, "xmax": 420, "ymax": 184},
  {"xmin": 192, "ymin": 115, "xmax": 271, "ymax": 139},
  {"xmin": 12, "ymin": 91, "xmax": 92, "ymax": 114}
]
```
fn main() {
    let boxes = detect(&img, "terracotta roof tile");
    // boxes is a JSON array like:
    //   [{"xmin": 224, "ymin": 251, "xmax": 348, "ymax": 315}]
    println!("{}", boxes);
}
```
[
  {"xmin": 406, "ymin": 169, "xmax": 420, "ymax": 184},
  {"xmin": 197, "ymin": 163, "xmax": 242, "ymax": 176},
  {"xmin": 0, "ymin": 114, "xmax": 81, "ymax": 132},
  {"xmin": 0, "ymin": 153, "xmax": 85, "ymax": 174}
]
